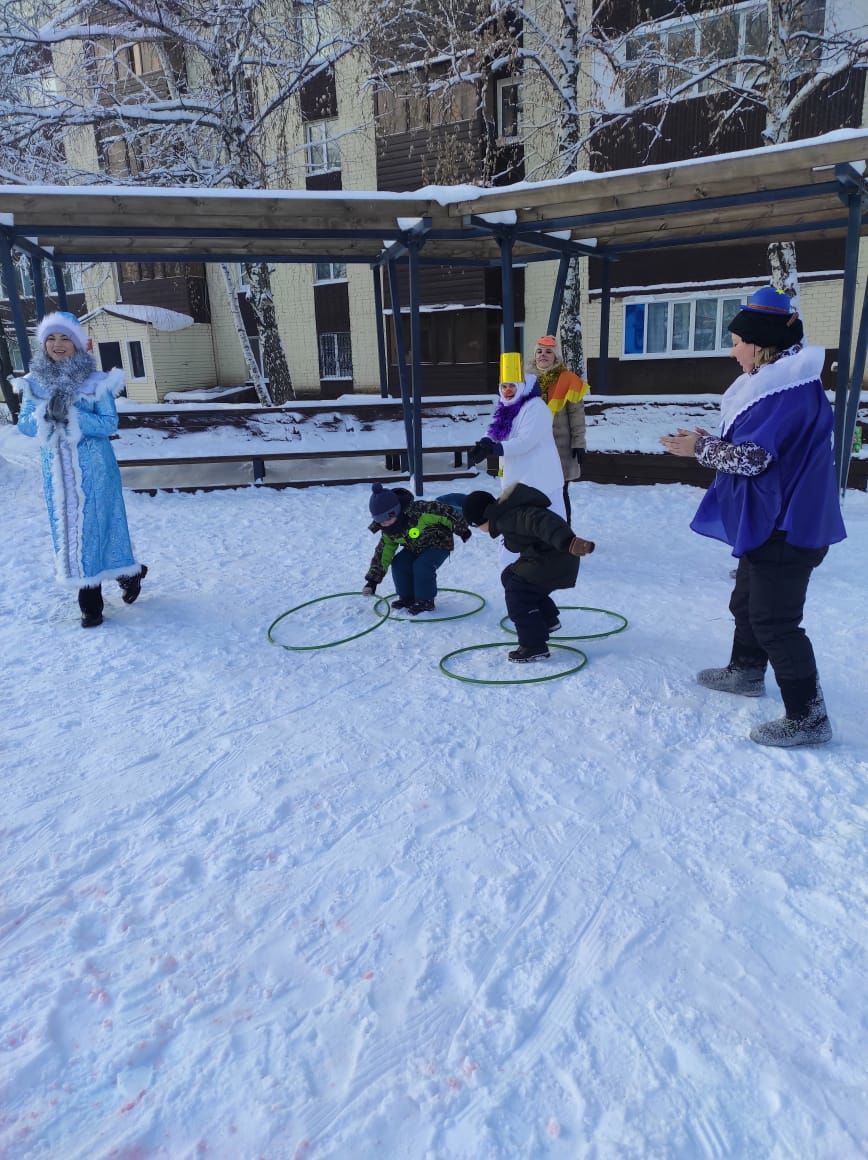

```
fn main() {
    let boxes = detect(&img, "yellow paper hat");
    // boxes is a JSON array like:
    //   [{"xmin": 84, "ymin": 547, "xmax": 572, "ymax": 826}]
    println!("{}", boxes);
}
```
[{"xmin": 499, "ymin": 352, "xmax": 523, "ymax": 385}]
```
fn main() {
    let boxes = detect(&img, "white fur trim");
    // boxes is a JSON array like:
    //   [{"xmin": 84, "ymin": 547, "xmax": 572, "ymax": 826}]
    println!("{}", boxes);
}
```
[
  {"xmin": 719, "ymin": 345, "xmax": 825, "ymax": 437},
  {"xmin": 37, "ymin": 311, "xmax": 88, "ymax": 353}
]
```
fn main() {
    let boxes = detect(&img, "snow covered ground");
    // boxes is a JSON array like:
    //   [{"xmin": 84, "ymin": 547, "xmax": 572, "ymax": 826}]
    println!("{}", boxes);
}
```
[{"xmin": 1, "ymin": 449, "xmax": 866, "ymax": 1158}]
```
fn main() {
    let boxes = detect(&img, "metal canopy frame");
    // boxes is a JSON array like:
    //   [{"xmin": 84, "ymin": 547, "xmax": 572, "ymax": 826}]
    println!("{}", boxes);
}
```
[{"xmin": 1, "ymin": 128, "xmax": 867, "ymax": 494}]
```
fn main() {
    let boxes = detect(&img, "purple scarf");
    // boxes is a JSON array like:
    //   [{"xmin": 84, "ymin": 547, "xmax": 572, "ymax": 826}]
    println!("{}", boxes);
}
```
[{"xmin": 488, "ymin": 383, "xmax": 542, "ymax": 441}]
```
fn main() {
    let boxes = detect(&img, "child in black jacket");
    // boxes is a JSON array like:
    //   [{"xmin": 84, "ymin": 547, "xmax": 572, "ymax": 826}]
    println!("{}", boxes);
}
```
[{"xmin": 463, "ymin": 484, "xmax": 594, "ymax": 661}]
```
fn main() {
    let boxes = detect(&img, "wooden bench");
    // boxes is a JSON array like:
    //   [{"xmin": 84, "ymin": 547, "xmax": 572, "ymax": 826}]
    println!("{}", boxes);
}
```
[{"xmin": 114, "ymin": 395, "xmax": 494, "ymax": 492}]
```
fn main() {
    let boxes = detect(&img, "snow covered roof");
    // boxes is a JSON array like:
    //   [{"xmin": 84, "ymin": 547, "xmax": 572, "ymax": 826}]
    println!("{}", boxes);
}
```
[
  {"xmin": 0, "ymin": 128, "xmax": 865, "ymax": 266},
  {"xmin": 83, "ymin": 304, "xmax": 195, "ymax": 331}
]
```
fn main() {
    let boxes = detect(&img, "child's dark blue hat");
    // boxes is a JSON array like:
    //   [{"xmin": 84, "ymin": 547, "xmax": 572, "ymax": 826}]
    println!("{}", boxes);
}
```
[
  {"xmin": 369, "ymin": 482, "xmax": 402, "ymax": 522},
  {"xmin": 728, "ymin": 287, "xmax": 803, "ymax": 348},
  {"xmin": 463, "ymin": 491, "xmax": 496, "ymax": 527}
]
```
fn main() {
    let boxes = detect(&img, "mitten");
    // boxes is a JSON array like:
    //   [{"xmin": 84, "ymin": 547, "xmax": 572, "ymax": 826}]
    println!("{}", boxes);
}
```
[
  {"xmin": 572, "ymin": 447, "xmax": 585, "ymax": 464},
  {"xmin": 568, "ymin": 536, "xmax": 595, "ymax": 557},
  {"xmin": 362, "ymin": 583, "xmax": 377, "ymax": 596},
  {"xmin": 468, "ymin": 436, "xmax": 503, "ymax": 466},
  {"xmin": 45, "ymin": 391, "xmax": 69, "ymax": 424},
  {"xmin": 459, "ymin": 529, "xmax": 472, "ymax": 542}
]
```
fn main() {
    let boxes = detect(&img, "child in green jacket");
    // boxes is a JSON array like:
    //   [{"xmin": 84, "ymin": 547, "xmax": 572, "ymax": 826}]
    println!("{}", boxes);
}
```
[{"xmin": 362, "ymin": 484, "xmax": 471, "ymax": 615}]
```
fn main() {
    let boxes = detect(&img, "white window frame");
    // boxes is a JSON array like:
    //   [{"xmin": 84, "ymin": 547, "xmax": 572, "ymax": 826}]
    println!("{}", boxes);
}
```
[
  {"xmin": 126, "ymin": 339, "xmax": 147, "ymax": 380},
  {"xmin": 318, "ymin": 331, "xmax": 352, "ymax": 380},
  {"xmin": 620, "ymin": 1, "xmax": 797, "ymax": 106},
  {"xmin": 496, "ymin": 77, "xmax": 522, "ymax": 141},
  {"xmin": 621, "ymin": 291, "xmax": 747, "ymax": 360},
  {"xmin": 313, "ymin": 260, "xmax": 347, "ymax": 284},
  {"xmin": 304, "ymin": 119, "xmax": 340, "ymax": 176}
]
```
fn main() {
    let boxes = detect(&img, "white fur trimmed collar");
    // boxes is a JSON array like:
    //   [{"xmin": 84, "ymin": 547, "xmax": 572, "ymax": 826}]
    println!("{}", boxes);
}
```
[
  {"xmin": 14, "ymin": 366, "xmax": 125, "ymax": 401},
  {"xmin": 718, "ymin": 345, "xmax": 825, "ymax": 437}
]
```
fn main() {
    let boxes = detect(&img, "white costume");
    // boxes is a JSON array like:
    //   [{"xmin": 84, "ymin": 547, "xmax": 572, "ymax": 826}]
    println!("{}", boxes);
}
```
[{"xmin": 492, "ymin": 376, "xmax": 566, "ymax": 567}]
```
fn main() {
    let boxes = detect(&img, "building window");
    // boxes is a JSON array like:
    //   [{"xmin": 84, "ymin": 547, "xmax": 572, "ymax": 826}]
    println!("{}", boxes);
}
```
[
  {"xmin": 5, "ymin": 335, "xmax": 25, "ymax": 372},
  {"xmin": 313, "ymin": 260, "xmax": 347, "ymax": 283},
  {"xmin": 127, "ymin": 340, "xmax": 146, "ymax": 379},
  {"xmin": 496, "ymin": 77, "xmax": 521, "ymax": 140},
  {"xmin": 98, "ymin": 341, "xmax": 124, "ymax": 372},
  {"xmin": 0, "ymin": 254, "xmax": 34, "ymax": 300},
  {"xmin": 304, "ymin": 119, "xmax": 340, "ymax": 175},
  {"xmin": 622, "ymin": 293, "xmax": 745, "ymax": 358},
  {"xmin": 319, "ymin": 331, "xmax": 352, "ymax": 379},
  {"xmin": 622, "ymin": 2, "xmax": 823, "ymax": 106}
]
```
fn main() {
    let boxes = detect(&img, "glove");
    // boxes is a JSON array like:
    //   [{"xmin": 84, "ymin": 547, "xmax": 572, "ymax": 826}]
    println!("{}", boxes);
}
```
[
  {"xmin": 362, "ymin": 583, "xmax": 377, "ymax": 596},
  {"xmin": 45, "ymin": 391, "xmax": 70, "ymax": 424},
  {"xmin": 459, "ymin": 529, "xmax": 472, "ymax": 542},
  {"xmin": 572, "ymin": 447, "xmax": 585, "ymax": 464},
  {"xmin": 468, "ymin": 437, "xmax": 503, "ymax": 466},
  {"xmin": 568, "ymin": 536, "xmax": 595, "ymax": 557}
]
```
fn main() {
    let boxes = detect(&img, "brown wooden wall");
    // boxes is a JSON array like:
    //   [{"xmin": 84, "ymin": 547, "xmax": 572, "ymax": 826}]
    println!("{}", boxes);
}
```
[
  {"xmin": 587, "ymin": 351, "xmax": 839, "ymax": 396},
  {"xmin": 118, "ymin": 274, "xmax": 211, "ymax": 323}
]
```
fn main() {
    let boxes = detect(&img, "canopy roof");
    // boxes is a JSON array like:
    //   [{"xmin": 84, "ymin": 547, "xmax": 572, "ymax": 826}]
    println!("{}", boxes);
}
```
[{"xmin": 1, "ymin": 129, "xmax": 866, "ymax": 267}]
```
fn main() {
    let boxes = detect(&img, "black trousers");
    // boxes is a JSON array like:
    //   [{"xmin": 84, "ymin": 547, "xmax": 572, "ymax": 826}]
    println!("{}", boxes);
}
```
[
  {"xmin": 563, "ymin": 481, "xmax": 571, "ymax": 525},
  {"xmin": 502, "ymin": 570, "xmax": 559, "ymax": 650},
  {"xmin": 729, "ymin": 534, "xmax": 827, "ymax": 684}
]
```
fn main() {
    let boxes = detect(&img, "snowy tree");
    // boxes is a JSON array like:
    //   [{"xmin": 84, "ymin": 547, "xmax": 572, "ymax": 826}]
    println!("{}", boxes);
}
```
[
  {"xmin": 368, "ymin": 0, "xmax": 866, "ymax": 363},
  {"xmin": 592, "ymin": 0, "xmax": 868, "ymax": 298},
  {"xmin": 0, "ymin": 0, "xmax": 384, "ymax": 403}
]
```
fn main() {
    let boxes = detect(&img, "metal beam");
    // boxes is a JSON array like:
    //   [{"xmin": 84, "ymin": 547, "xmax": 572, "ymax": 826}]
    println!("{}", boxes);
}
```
[
  {"xmin": 498, "ymin": 233, "xmax": 516, "ymax": 355},
  {"xmin": 598, "ymin": 258, "xmax": 612, "ymax": 396},
  {"xmin": 407, "ymin": 239, "xmax": 426, "ymax": 496},
  {"xmin": 838, "ymin": 274, "xmax": 868, "ymax": 494},
  {"xmin": 386, "ymin": 258, "xmax": 414, "ymax": 477},
  {"xmin": 546, "ymin": 256, "xmax": 570, "ymax": 338},
  {"xmin": 834, "ymin": 189, "xmax": 862, "ymax": 487},
  {"xmin": 31, "ymin": 254, "xmax": 45, "ymax": 320},
  {"xmin": 52, "ymin": 265, "xmax": 69, "ymax": 311}
]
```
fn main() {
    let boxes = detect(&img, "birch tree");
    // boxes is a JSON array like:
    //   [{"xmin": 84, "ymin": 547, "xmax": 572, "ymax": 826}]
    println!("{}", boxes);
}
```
[
  {"xmin": 0, "ymin": 0, "xmax": 380, "ymax": 403},
  {"xmin": 369, "ymin": 0, "xmax": 866, "ymax": 363}
]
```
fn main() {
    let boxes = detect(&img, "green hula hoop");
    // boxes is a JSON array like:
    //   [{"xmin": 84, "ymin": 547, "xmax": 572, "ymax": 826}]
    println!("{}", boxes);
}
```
[
  {"xmin": 374, "ymin": 587, "xmax": 486, "ymax": 623},
  {"xmin": 499, "ymin": 605, "xmax": 628, "ymax": 641},
  {"xmin": 267, "ymin": 591, "xmax": 390, "ymax": 651},
  {"xmin": 439, "ymin": 641, "xmax": 588, "ymax": 685}
]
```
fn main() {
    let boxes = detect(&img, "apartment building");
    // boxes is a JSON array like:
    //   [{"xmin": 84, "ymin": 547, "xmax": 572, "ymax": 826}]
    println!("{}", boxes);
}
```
[{"xmin": 3, "ymin": 0, "xmax": 865, "ymax": 399}]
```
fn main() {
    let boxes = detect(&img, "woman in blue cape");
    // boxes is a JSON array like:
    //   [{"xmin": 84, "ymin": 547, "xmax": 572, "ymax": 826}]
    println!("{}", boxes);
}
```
[
  {"xmin": 661, "ymin": 287, "xmax": 845, "ymax": 748},
  {"xmin": 15, "ymin": 311, "xmax": 147, "ymax": 628}
]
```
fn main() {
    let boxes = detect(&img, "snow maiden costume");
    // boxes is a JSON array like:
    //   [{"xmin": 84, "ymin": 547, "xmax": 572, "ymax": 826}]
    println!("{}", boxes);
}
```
[
  {"xmin": 689, "ymin": 288, "xmax": 845, "ymax": 747},
  {"xmin": 15, "ymin": 312, "xmax": 146, "ymax": 626}
]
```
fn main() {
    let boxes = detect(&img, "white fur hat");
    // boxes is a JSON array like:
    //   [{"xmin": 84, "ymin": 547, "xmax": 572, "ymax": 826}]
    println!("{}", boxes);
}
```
[{"xmin": 37, "ymin": 311, "xmax": 89, "ymax": 352}]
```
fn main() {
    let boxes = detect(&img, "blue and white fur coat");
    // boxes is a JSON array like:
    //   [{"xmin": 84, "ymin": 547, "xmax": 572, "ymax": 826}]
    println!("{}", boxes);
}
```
[{"xmin": 15, "ymin": 361, "xmax": 140, "ymax": 588}]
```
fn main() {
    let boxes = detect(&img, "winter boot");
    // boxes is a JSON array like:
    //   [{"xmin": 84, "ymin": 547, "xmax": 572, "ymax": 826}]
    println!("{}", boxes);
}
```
[
  {"xmin": 697, "ymin": 641, "xmax": 767, "ymax": 697},
  {"xmin": 78, "ymin": 584, "xmax": 104, "ymax": 628},
  {"xmin": 119, "ymin": 564, "xmax": 148, "ymax": 605},
  {"xmin": 697, "ymin": 663, "xmax": 766, "ymax": 697},
  {"xmin": 508, "ymin": 644, "xmax": 551, "ymax": 663},
  {"xmin": 391, "ymin": 597, "xmax": 412, "ymax": 610},
  {"xmin": 750, "ymin": 676, "xmax": 832, "ymax": 748},
  {"xmin": 407, "ymin": 599, "xmax": 436, "ymax": 615}
]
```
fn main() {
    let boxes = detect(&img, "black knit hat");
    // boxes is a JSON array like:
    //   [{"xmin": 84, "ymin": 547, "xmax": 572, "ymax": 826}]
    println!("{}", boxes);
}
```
[
  {"xmin": 728, "ymin": 287, "xmax": 804, "ymax": 350},
  {"xmin": 369, "ymin": 482, "xmax": 402, "ymax": 522},
  {"xmin": 463, "ymin": 490, "xmax": 496, "ymax": 527}
]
